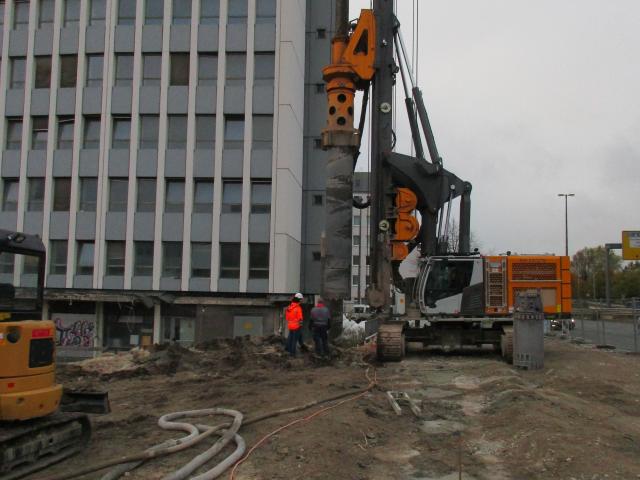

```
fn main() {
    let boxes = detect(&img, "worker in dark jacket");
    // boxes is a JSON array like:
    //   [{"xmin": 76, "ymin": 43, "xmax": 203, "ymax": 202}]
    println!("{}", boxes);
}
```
[
  {"xmin": 309, "ymin": 298, "xmax": 331, "ymax": 357},
  {"xmin": 285, "ymin": 293, "xmax": 304, "ymax": 356}
]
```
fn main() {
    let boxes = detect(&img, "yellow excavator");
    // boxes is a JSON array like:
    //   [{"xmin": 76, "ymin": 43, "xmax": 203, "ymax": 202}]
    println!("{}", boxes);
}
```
[{"xmin": 0, "ymin": 229, "xmax": 93, "ymax": 479}]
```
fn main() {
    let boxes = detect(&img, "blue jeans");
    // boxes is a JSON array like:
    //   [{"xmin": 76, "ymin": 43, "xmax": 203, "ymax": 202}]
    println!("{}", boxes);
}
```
[
  {"xmin": 312, "ymin": 326, "xmax": 330, "ymax": 356},
  {"xmin": 286, "ymin": 329, "xmax": 301, "ymax": 356}
]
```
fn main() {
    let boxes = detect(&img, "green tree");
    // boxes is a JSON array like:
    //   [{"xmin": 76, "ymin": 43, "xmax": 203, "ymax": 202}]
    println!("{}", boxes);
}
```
[
  {"xmin": 571, "ymin": 246, "xmax": 622, "ymax": 299},
  {"xmin": 612, "ymin": 261, "xmax": 640, "ymax": 299}
]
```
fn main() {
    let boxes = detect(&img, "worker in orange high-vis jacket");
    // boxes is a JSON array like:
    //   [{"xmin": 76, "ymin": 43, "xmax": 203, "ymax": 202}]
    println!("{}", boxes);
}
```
[{"xmin": 285, "ymin": 293, "xmax": 304, "ymax": 356}]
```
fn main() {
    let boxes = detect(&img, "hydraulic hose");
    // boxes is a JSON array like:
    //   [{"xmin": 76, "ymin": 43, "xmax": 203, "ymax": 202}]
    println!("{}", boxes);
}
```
[{"xmin": 35, "ymin": 372, "xmax": 377, "ymax": 480}]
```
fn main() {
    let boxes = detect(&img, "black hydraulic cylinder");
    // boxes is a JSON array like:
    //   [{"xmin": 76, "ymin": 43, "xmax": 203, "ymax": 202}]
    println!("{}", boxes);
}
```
[
  {"xmin": 404, "ymin": 97, "xmax": 426, "ymax": 162},
  {"xmin": 459, "ymin": 185, "xmax": 472, "ymax": 254},
  {"xmin": 413, "ymin": 87, "xmax": 441, "ymax": 164}
]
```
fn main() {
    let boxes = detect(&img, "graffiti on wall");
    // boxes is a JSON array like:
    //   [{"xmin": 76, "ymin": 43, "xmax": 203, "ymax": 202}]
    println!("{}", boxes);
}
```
[{"xmin": 54, "ymin": 314, "xmax": 96, "ymax": 348}]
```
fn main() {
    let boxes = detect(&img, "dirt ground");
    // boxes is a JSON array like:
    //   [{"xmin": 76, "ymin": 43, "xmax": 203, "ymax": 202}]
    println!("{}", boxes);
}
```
[{"xmin": 32, "ymin": 335, "xmax": 640, "ymax": 480}]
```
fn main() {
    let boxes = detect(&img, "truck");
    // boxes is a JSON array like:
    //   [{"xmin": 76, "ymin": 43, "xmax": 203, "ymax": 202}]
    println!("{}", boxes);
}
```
[{"xmin": 319, "ymin": 1, "xmax": 572, "ymax": 361}]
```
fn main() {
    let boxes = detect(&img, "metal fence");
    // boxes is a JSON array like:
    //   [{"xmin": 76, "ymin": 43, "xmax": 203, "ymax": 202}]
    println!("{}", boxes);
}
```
[{"xmin": 569, "ymin": 298, "xmax": 640, "ymax": 353}]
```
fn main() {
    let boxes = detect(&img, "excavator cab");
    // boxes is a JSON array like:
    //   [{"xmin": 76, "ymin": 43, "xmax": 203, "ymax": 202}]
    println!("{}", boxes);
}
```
[{"xmin": 0, "ymin": 229, "xmax": 92, "ymax": 480}]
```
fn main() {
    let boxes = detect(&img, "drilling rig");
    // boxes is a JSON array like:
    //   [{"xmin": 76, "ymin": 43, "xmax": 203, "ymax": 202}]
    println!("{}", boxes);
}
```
[{"xmin": 320, "ymin": 0, "xmax": 572, "ymax": 361}]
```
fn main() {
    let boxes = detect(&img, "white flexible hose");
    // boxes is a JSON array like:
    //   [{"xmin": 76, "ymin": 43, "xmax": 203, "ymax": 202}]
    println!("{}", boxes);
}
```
[{"xmin": 101, "ymin": 408, "xmax": 245, "ymax": 480}]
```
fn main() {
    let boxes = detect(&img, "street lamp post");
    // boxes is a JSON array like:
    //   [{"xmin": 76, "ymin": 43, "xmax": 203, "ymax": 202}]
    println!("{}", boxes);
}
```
[{"xmin": 557, "ymin": 193, "xmax": 575, "ymax": 257}]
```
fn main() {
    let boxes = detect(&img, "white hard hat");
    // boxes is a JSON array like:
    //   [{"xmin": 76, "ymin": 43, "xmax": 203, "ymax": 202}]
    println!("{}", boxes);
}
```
[{"xmin": 294, "ymin": 292, "xmax": 304, "ymax": 300}]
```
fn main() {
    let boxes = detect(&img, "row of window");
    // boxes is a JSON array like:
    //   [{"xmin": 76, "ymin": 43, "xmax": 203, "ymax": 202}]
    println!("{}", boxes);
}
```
[
  {"xmin": 352, "ymin": 274, "xmax": 370, "ymax": 286},
  {"xmin": 4, "ymin": 114, "xmax": 273, "ymax": 150},
  {"xmin": 0, "ymin": 239, "xmax": 270, "ymax": 280},
  {"xmin": 1, "ymin": 177, "xmax": 271, "ymax": 214},
  {"xmin": 3, "ymin": 0, "xmax": 275, "ymax": 30},
  {"xmin": 7, "ymin": 52, "xmax": 274, "ymax": 90}
]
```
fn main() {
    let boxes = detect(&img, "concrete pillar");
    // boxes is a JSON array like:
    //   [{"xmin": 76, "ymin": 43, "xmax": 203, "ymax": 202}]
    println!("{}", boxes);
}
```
[
  {"xmin": 95, "ymin": 302, "xmax": 104, "ymax": 354},
  {"xmin": 153, "ymin": 303, "xmax": 162, "ymax": 344}
]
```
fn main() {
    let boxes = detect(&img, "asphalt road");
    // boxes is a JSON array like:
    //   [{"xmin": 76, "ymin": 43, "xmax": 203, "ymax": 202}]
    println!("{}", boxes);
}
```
[{"xmin": 574, "ymin": 318, "xmax": 640, "ymax": 352}]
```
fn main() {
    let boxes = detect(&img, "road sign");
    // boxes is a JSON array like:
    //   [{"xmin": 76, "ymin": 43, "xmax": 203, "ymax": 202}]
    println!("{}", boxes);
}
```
[{"xmin": 622, "ymin": 231, "xmax": 640, "ymax": 260}]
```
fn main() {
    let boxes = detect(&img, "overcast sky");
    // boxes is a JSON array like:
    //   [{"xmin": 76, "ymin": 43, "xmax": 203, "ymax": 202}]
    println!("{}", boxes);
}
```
[{"xmin": 348, "ymin": 0, "xmax": 640, "ymax": 256}]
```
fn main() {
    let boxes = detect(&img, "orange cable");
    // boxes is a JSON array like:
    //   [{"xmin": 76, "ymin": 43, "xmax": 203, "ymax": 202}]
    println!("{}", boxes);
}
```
[{"xmin": 229, "ymin": 370, "xmax": 377, "ymax": 480}]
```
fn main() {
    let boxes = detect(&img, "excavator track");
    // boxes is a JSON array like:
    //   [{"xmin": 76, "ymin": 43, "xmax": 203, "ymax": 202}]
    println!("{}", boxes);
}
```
[
  {"xmin": 0, "ymin": 412, "xmax": 91, "ymax": 480},
  {"xmin": 500, "ymin": 326, "xmax": 514, "ymax": 364},
  {"xmin": 376, "ymin": 323, "xmax": 406, "ymax": 361}
]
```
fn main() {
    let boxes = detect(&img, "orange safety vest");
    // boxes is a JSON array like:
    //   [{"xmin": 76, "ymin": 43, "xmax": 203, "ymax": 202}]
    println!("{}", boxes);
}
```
[{"xmin": 285, "ymin": 303, "xmax": 303, "ymax": 331}]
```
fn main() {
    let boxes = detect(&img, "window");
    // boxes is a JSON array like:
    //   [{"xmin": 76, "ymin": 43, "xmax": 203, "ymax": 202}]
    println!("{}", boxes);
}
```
[
  {"xmin": 228, "ymin": 0, "xmax": 247, "ymax": 24},
  {"xmin": 89, "ymin": 0, "xmax": 106, "ymax": 25},
  {"xmin": 6, "ymin": 118, "xmax": 23, "ymax": 150},
  {"xmin": 353, "ymin": 255, "xmax": 360, "ymax": 266},
  {"xmin": 219, "ymin": 243, "xmax": 240, "ymax": 279},
  {"xmin": 162, "ymin": 242, "xmax": 182, "ymax": 278},
  {"xmin": 118, "ymin": 0, "xmax": 136, "ymax": 25},
  {"xmin": 353, "ymin": 215, "xmax": 360, "ymax": 226},
  {"xmin": 60, "ymin": 55, "xmax": 77, "ymax": 88},
  {"xmin": 106, "ymin": 241, "xmax": 125, "ymax": 276},
  {"xmin": 170, "ymin": 53, "xmax": 190, "ymax": 86},
  {"xmin": 76, "ymin": 241, "xmax": 94, "ymax": 276},
  {"xmin": 165, "ymin": 179, "xmax": 185, "ymax": 213},
  {"xmin": 2, "ymin": 179, "xmax": 19, "ymax": 212},
  {"xmin": 83, "ymin": 116, "xmax": 101, "ymax": 148},
  {"xmin": 222, "ymin": 180, "xmax": 242, "ymax": 213},
  {"xmin": 23, "ymin": 255, "xmax": 40, "ymax": 275},
  {"xmin": 317, "ymin": 28, "xmax": 326, "ymax": 39},
  {"xmin": 198, "ymin": 53, "xmax": 217, "ymax": 85},
  {"xmin": 200, "ymin": 0, "xmax": 219, "ymax": 25},
  {"xmin": 252, "ymin": 115, "xmax": 273, "ymax": 150},
  {"xmin": 35, "ymin": 56, "xmax": 52, "ymax": 89},
  {"xmin": 195, "ymin": 115, "xmax": 215, "ymax": 149},
  {"xmin": 313, "ymin": 194, "xmax": 323, "ymax": 206},
  {"xmin": 134, "ymin": 241, "xmax": 154, "ymax": 276},
  {"xmin": 53, "ymin": 178, "xmax": 71, "ymax": 211},
  {"xmin": 86, "ymin": 54, "xmax": 104, "ymax": 87},
  {"xmin": 57, "ymin": 117, "xmax": 75, "ymax": 149},
  {"xmin": 353, "ymin": 275, "xmax": 359, "ymax": 286},
  {"xmin": 115, "ymin": 54, "xmax": 134, "ymax": 86},
  {"xmin": 224, "ymin": 115, "xmax": 244, "ymax": 149},
  {"xmin": 31, "ymin": 117, "xmax": 48, "ymax": 150},
  {"xmin": 167, "ymin": 115, "xmax": 187, "ymax": 149},
  {"xmin": 145, "ymin": 0, "xmax": 163, "ymax": 24},
  {"xmin": 313, "ymin": 138, "xmax": 322, "ymax": 149},
  {"xmin": 63, "ymin": 0, "xmax": 80, "ymax": 27},
  {"xmin": 315, "ymin": 83, "xmax": 324, "ymax": 93},
  {"xmin": 136, "ymin": 178, "xmax": 156, "ymax": 212},
  {"xmin": 49, "ymin": 240, "xmax": 68, "ymax": 275},
  {"xmin": 191, "ymin": 242, "xmax": 211, "ymax": 277},
  {"xmin": 38, "ymin": 0, "xmax": 55, "ymax": 28},
  {"xmin": 366, "ymin": 255, "xmax": 370, "ymax": 265},
  {"xmin": 312, "ymin": 251, "xmax": 321, "ymax": 261},
  {"xmin": 249, "ymin": 243, "xmax": 269, "ymax": 279},
  {"xmin": 256, "ymin": 0, "xmax": 276, "ymax": 23},
  {"xmin": 139, "ymin": 115, "xmax": 159, "ymax": 149},
  {"xmin": 109, "ymin": 178, "xmax": 129, "ymax": 212},
  {"xmin": 79, "ymin": 178, "xmax": 97, "ymax": 211},
  {"xmin": 142, "ymin": 54, "xmax": 161, "ymax": 85},
  {"xmin": 27, "ymin": 178, "xmax": 45, "ymax": 211},
  {"xmin": 193, "ymin": 179, "xmax": 213, "ymax": 213},
  {"xmin": 225, "ymin": 53, "xmax": 246, "ymax": 85},
  {"xmin": 0, "ymin": 253, "xmax": 15, "ymax": 275},
  {"xmin": 112, "ymin": 117, "xmax": 131, "ymax": 149},
  {"xmin": 10, "ymin": 57, "xmax": 26, "ymax": 88},
  {"xmin": 250, "ymin": 181, "xmax": 271, "ymax": 214},
  {"xmin": 353, "ymin": 235, "xmax": 360, "ymax": 246},
  {"xmin": 254, "ymin": 53, "xmax": 275, "ymax": 85},
  {"xmin": 13, "ymin": 0, "xmax": 29, "ymax": 30},
  {"xmin": 172, "ymin": 0, "xmax": 191, "ymax": 25}
]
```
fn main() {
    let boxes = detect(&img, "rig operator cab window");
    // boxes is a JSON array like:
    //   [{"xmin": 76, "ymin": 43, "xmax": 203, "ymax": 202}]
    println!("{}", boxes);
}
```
[
  {"xmin": 0, "ymin": 230, "xmax": 45, "ymax": 321},
  {"xmin": 424, "ymin": 258, "xmax": 474, "ymax": 307}
]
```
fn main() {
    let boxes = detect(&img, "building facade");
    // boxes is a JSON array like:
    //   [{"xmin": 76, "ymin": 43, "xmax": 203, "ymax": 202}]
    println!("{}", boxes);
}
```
[
  {"xmin": 0, "ymin": 0, "xmax": 332, "ymax": 355},
  {"xmin": 350, "ymin": 171, "xmax": 369, "ymax": 302}
]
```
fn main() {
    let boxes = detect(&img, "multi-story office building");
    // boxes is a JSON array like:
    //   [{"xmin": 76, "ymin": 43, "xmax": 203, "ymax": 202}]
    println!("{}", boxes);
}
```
[
  {"xmin": 350, "ymin": 171, "xmax": 369, "ymax": 302},
  {"xmin": 0, "ymin": 0, "xmax": 335, "ymax": 354}
]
